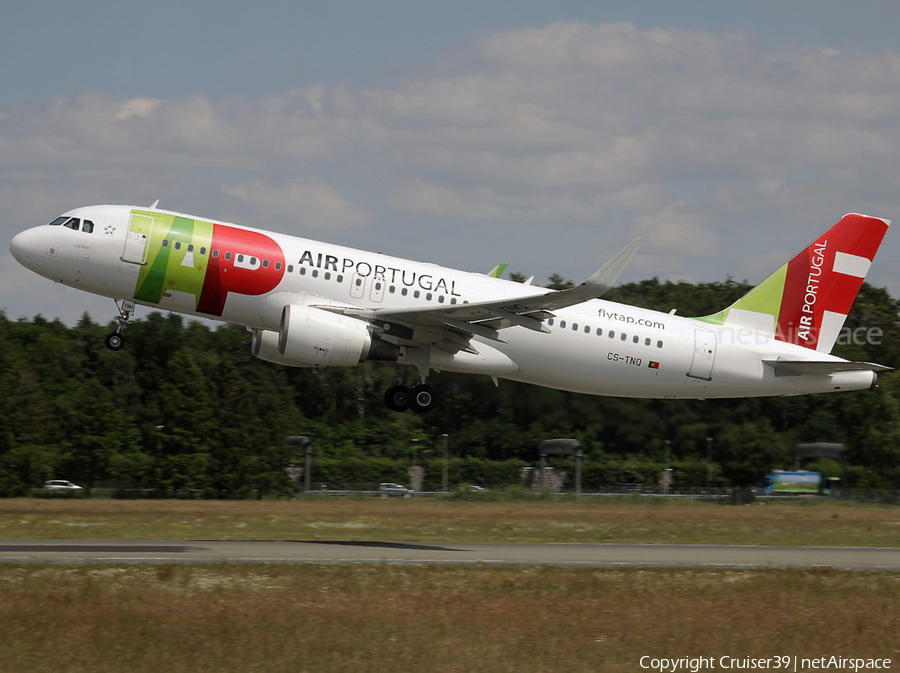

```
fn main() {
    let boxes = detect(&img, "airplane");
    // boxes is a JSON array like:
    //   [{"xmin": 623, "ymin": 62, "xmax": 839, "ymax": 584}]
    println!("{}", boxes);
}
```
[{"xmin": 9, "ymin": 204, "xmax": 891, "ymax": 412}]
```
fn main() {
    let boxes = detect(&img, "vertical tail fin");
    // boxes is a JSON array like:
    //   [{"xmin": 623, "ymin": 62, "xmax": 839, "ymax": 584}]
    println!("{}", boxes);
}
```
[{"xmin": 695, "ymin": 213, "xmax": 890, "ymax": 353}]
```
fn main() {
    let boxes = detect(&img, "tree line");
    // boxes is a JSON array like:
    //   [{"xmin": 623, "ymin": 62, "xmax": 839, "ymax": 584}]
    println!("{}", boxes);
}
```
[{"xmin": 2, "ymin": 276, "xmax": 900, "ymax": 496}]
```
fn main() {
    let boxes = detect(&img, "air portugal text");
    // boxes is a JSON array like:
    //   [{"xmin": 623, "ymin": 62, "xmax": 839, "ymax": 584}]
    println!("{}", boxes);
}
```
[
  {"xmin": 297, "ymin": 250, "xmax": 462, "ymax": 296},
  {"xmin": 798, "ymin": 239, "xmax": 827, "ymax": 343}
]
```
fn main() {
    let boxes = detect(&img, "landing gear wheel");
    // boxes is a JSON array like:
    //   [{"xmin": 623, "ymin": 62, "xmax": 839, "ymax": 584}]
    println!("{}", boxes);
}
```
[
  {"xmin": 105, "ymin": 299, "xmax": 135, "ymax": 351},
  {"xmin": 105, "ymin": 333, "xmax": 125, "ymax": 351},
  {"xmin": 408, "ymin": 384, "xmax": 438, "ymax": 413},
  {"xmin": 384, "ymin": 385, "xmax": 410, "ymax": 412}
]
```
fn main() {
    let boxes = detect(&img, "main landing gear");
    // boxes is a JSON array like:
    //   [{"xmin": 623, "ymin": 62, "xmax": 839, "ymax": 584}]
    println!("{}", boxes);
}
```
[
  {"xmin": 384, "ymin": 365, "xmax": 438, "ymax": 413},
  {"xmin": 104, "ymin": 299, "xmax": 135, "ymax": 351}
]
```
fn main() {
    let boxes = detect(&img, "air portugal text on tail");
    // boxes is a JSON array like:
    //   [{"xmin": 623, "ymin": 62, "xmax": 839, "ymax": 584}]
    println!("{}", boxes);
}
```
[{"xmin": 8, "ymin": 204, "xmax": 893, "ymax": 412}]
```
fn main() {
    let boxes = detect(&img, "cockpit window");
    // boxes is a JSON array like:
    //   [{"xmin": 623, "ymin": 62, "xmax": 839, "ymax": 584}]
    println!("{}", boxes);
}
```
[
  {"xmin": 63, "ymin": 218, "xmax": 81, "ymax": 231},
  {"xmin": 49, "ymin": 216, "xmax": 68, "ymax": 226},
  {"xmin": 83, "ymin": 220, "xmax": 94, "ymax": 234}
]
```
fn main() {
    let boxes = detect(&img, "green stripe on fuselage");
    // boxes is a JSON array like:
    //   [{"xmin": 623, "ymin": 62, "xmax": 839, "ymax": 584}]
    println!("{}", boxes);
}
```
[{"xmin": 133, "ymin": 211, "xmax": 213, "ymax": 306}]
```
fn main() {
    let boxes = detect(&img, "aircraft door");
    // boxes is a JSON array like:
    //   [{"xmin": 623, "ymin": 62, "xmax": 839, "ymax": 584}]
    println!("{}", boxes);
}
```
[
  {"xmin": 687, "ymin": 329, "xmax": 716, "ymax": 381},
  {"xmin": 121, "ymin": 213, "xmax": 154, "ymax": 265}
]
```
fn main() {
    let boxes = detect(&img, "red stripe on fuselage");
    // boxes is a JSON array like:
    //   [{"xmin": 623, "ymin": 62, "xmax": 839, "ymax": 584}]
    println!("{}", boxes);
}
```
[{"xmin": 196, "ymin": 224, "xmax": 285, "ymax": 316}]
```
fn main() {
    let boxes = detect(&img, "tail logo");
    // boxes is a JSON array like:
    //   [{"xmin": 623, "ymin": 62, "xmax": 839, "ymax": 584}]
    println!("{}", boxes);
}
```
[{"xmin": 696, "ymin": 213, "xmax": 889, "ymax": 354}]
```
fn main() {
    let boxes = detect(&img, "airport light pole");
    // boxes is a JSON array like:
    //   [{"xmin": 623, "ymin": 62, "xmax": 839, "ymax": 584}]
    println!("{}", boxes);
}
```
[
  {"xmin": 442, "ymin": 434, "xmax": 449, "ymax": 493},
  {"xmin": 706, "ymin": 437, "xmax": 713, "ymax": 489}
]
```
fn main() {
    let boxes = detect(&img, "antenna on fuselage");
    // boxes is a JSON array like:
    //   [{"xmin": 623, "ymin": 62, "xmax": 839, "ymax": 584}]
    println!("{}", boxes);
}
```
[{"xmin": 149, "ymin": 199, "xmax": 160, "ymax": 209}]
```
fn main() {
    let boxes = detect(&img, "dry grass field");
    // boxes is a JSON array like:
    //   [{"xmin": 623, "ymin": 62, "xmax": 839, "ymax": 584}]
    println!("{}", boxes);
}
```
[
  {"xmin": 0, "ymin": 563, "xmax": 897, "ymax": 672},
  {"xmin": 2, "ymin": 498, "xmax": 898, "ymax": 671},
  {"xmin": 1, "ymin": 497, "xmax": 899, "ymax": 547}
]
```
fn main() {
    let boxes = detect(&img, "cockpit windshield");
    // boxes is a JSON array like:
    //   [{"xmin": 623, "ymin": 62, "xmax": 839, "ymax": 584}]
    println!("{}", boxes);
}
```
[{"xmin": 48, "ymin": 216, "xmax": 93, "ymax": 233}]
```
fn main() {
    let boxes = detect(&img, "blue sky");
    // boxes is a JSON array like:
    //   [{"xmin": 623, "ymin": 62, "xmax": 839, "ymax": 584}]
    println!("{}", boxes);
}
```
[{"xmin": 3, "ymin": 0, "xmax": 900, "ymax": 323}]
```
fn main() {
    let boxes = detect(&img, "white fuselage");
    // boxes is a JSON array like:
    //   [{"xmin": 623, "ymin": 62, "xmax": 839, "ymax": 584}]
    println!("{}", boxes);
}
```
[{"xmin": 10, "ymin": 204, "xmax": 877, "ymax": 399}]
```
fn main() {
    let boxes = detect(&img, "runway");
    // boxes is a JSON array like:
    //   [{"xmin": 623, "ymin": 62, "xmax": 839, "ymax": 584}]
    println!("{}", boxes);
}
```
[{"xmin": 1, "ymin": 539, "xmax": 900, "ymax": 569}]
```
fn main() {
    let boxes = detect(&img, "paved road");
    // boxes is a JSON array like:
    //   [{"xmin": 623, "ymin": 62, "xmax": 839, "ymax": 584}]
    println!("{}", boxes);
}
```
[{"xmin": 1, "ymin": 540, "xmax": 900, "ymax": 569}]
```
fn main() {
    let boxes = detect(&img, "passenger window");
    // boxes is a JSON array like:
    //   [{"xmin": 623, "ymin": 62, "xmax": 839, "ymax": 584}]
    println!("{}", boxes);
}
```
[
  {"xmin": 596, "ymin": 328, "xmax": 602, "ymax": 336},
  {"xmin": 645, "ymin": 338, "xmax": 651, "ymax": 346},
  {"xmin": 212, "ymin": 249, "xmax": 219, "ymax": 258},
  {"xmin": 450, "ymin": 298, "xmax": 457, "ymax": 305},
  {"xmin": 324, "ymin": 272, "xmax": 331, "ymax": 280},
  {"xmin": 438, "ymin": 295, "xmax": 445, "ymax": 303},
  {"xmin": 337, "ymin": 274, "xmax": 343, "ymax": 282},
  {"xmin": 162, "ymin": 240, "xmax": 170, "ymax": 248},
  {"xmin": 200, "ymin": 247, "xmax": 207, "ymax": 255},
  {"xmin": 236, "ymin": 253, "xmax": 243, "ymax": 262},
  {"xmin": 175, "ymin": 242, "xmax": 182, "ymax": 250},
  {"xmin": 620, "ymin": 333, "xmax": 627, "ymax": 341},
  {"xmin": 276, "ymin": 263, "xmax": 283, "ymax": 271},
  {"xmin": 188, "ymin": 244, "xmax": 194, "ymax": 252},
  {"xmin": 560, "ymin": 320, "xmax": 566, "ymax": 329},
  {"xmin": 608, "ymin": 330, "xmax": 614, "ymax": 338},
  {"xmin": 376, "ymin": 282, "xmax": 382, "ymax": 290},
  {"xmin": 633, "ymin": 335, "xmax": 639, "ymax": 344},
  {"xmin": 584, "ymin": 326, "xmax": 590, "ymax": 334},
  {"xmin": 262, "ymin": 260, "xmax": 269, "ymax": 268},
  {"xmin": 426, "ymin": 292, "xmax": 432, "ymax": 301},
  {"xmin": 548, "ymin": 318, "xmax": 554, "ymax": 326},
  {"xmin": 82, "ymin": 220, "xmax": 94, "ymax": 234},
  {"xmin": 572, "ymin": 323, "xmax": 578, "ymax": 331},
  {"xmin": 224, "ymin": 252, "xmax": 232, "ymax": 260},
  {"xmin": 287, "ymin": 264, "xmax": 293, "ymax": 273},
  {"xmin": 299, "ymin": 267, "xmax": 306, "ymax": 275},
  {"xmin": 402, "ymin": 288, "xmax": 408, "ymax": 296},
  {"xmin": 389, "ymin": 286, "xmax": 395, "ymax": 293},
  {"xmin": 657, "ymin": 340, "xmax": 663, "ymax": 348},
  {"xmin": 414, "ymin": 290, "xmax": 420, "ymax": 298},
  {"xmin": 312, "ymin": 270, "xmax": 318, "ymax": 277},
  {"xmin": 250, "ymin": 257, "xmax": 257, "ymax": 265}
]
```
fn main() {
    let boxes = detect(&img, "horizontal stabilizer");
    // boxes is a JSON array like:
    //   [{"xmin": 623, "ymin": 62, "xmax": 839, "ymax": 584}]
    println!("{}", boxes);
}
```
[{"xmin": 763, "ymin": 359, "xmax": 891, "ymax": 377}]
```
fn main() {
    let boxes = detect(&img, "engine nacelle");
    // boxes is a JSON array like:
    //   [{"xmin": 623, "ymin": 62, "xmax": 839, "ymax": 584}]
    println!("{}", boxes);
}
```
[{"xmin": 252, "ymin": 305, "xmax": 399, "ymax": 368}]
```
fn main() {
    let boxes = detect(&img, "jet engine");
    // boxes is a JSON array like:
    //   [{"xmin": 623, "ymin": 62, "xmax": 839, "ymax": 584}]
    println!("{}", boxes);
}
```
[{"xmin": 251, "ymin": 305, "xmax": 398, "ymax": 368}]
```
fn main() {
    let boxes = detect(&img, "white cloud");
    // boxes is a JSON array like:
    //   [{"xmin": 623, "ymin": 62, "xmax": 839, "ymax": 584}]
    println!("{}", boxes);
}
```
[
  {"xmin": 223, "ymin": 177, "xmax": 376, "ymax": 231},
  {"xmin": 633, "ymin": 203, "xmax": 719, "ymax": 257}
]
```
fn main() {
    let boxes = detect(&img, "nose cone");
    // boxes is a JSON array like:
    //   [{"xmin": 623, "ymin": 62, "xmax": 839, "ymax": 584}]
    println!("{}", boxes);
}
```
[{"xmin": 10, "ymin": 227, "xmax": 43, "ymax": 268}]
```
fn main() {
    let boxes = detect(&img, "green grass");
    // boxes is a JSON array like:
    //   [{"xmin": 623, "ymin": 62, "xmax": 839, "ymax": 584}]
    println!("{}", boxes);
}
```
[
  {"xmin": 0, "ymin": 497, "xmax": 899, "ymax": 546},
  {"xmin": 0, "ymin": 564, "xmax": 897, "ymax": 672}
]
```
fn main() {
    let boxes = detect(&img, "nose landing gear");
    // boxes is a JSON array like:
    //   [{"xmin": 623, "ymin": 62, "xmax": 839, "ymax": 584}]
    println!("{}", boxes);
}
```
[{"xmin": 105, "ymin": 299, "xmax": 135, "ymax": 351}]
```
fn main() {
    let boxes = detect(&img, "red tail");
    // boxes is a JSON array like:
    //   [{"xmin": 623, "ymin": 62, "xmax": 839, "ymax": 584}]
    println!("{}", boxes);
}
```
[{"xmin": 776, "ymin": 213, "xmax": 889, "ymax": 352}]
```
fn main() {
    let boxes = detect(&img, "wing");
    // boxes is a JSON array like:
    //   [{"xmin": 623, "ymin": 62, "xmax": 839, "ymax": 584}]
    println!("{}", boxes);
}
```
[{"xmin": 317, "ymin": 238, "xmax": 642, "ymax": 354}]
